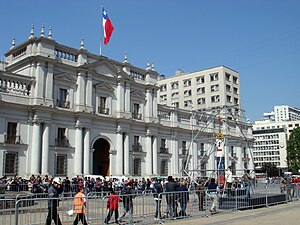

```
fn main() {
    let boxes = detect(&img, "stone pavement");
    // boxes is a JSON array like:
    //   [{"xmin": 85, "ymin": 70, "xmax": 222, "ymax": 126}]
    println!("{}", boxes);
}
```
[{"xmin": 164, "ymin": 200, "xmax": 300, "ymax": 225}]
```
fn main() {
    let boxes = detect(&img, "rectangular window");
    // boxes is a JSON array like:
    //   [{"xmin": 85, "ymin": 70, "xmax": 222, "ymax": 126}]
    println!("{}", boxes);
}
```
[
  {"xmin": 171, "ymin": 92, "xmax": 179, "ymax": 99},
  {"xmin": 226, "ymin": 95, "xmax": 232, "ymax": 103},
  {"xmin": 196, "ymin": 76, "xmax": 205, "ymax": 84},
  {"xmin": 134, "ymin": 136, "xmax": 140, "ymax": 145},
  {"xmin": 197, "ymin": 87, "xmax": 205, "ymax": 95},
  {"xmin": 171, "ymin": 82, "xmax": 179, "ymax": 89},
  {"xmin": 225, "ymin": 73, "xmax": 231, "ymax": 81},
  {"xmin": 160, "ymin": 139, "xmax": 168, "ymax": 153},
  {"xmin": 132, "ymin": 103, "xmax": 142, "ymax": 120},
  {"xmin": 210, "ymin": 73, "xmax": 219, "ymax": 81},
  {"xmin": 133, "ymin": 158, "xmax": 141, "ymax": 176},
  {"xmin": 197, "ymin": 98, "xmax": 205, "ymax": 105},
  {"xmin": 132, "ymin": 135, "xmax": 142, "ymax": 152},
  {"xmin": 226, "ymin": 84, "xmax": 231, "ymax": 92},
  {"xmin": 3, "ymin": 152, "xmax": 18, "ymax": 176},
  {"xmin": 99, "ymin": 97, "xmax": 109, "ymax": 114},
  {"xmin": 233, "ymin": 87, "xmax": 238, "ymax": 95},
  {"xmin": 160, "ymin": 85, "xmax": 167, "ymax": 92},
  {"xmin": 184, "ymin": 90, "xmax": 192, "ymax": 97},
  {"xmin": 211, "ymin": 95, "xmax": 220, "ymax": 103},
  {"xmin": 233, "ymin": 76, "xmax": 238, "ymax": 84},
  {"xmin": 211, "ymin": 84, "xmax": 219, "ymax": 92},
  {"xmin": 56, "ymin": 128, "xmax": 68, "ymax": 147},
  {"xmin": 184, "ymin": 100, "xmax": 193, "ymax": 107},
  {"xmin": 183, "ymin": 79, "xmax": 191, "ymax": 87},
  {"xmin": 58, "ymin": 88, "xmax": 69, "ymax": 108},
  {"xmin": 55, "ymin": 154, "xmax": 67, "ymax": 176},
  {"xmin": 160, "ymin": 95, "xmax": 167, "ymax": 101},
  {"xmin": 234, "ymin": 98, "xmax": 239, "ymax": 105},
  {"xmin": 6, "ymin": 122, "xmax": 18, "ymax": 144},
  {"xmin": 161, "ymin": 159, "xmax": 168, "ymax": 176},
  {"xmin": 182, "ymin": 141, "xmax": 187, "ymax": 154},
  {"xmin": 172, "ymin": 102, "xmax": 179, "ymax": 108}
]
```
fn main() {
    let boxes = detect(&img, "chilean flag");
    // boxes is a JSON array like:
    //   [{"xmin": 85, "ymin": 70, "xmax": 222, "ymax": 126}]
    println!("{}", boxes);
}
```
[{"xmin": 102, "ymin": 7, "xmax": 114, "ymax": 45}]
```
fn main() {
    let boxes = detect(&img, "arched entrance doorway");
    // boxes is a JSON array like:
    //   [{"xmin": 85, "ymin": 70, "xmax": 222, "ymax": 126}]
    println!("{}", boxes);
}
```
[{"xmin": 92, "ymin": 138, "xmax": 110, "ymax": 176}]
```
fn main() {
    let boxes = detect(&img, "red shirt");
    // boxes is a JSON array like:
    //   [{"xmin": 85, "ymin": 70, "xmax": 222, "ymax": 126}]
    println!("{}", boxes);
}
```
[{"xmin": 107, "ymin": 194, "xmax": 121, "ymax": 210}]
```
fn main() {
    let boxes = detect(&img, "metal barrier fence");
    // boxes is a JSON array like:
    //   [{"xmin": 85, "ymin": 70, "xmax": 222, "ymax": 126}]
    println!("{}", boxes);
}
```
[{"xmin": 0, "ymin": 183, "xmax": 299, "ymax": 225}]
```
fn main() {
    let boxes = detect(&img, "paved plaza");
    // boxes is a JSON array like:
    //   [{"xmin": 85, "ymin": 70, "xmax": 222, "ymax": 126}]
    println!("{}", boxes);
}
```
[{"xmin": 166, "ymin": 200, "xmax": 300, "ymax": 225}]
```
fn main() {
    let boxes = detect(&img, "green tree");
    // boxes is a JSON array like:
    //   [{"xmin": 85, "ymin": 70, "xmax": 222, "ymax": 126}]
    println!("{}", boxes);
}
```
[{"xmin": 287, "ymin": 127, "xmax": 300, "ymax": 174}]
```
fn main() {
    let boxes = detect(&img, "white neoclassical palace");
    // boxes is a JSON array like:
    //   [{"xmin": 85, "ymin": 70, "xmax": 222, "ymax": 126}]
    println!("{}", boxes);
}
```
[{"xmin": 0, "ymin": 27, "xmax": 254, "ymax": 179}]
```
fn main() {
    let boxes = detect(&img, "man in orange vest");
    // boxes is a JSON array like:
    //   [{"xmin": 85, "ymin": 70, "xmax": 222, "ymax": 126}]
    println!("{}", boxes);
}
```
[{"xmin": 73, "ymin": 187, "xmax": 88, "ymax": 225}]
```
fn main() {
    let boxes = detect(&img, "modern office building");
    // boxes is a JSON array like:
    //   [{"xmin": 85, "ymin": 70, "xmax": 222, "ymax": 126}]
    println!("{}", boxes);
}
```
[
  {"xmin": 253, "ymin": 111, "xmax": 300, "ymax": 170},
  {"xmin": 157, "ymin": 66, "xmax": 241, "ymax": 119},
  {"xmin": 263, "ymin": 105, "xmax": 300, "ymax": 122},
  {"xmin": 0, "ymin": 26, "xmax": 253, "ymax": 179}
]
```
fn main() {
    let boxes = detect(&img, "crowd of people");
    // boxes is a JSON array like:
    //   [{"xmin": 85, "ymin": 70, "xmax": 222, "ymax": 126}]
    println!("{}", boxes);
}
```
[{"xmin": 1, "ymin": 171, "xmax": 299, "ymax": 224}]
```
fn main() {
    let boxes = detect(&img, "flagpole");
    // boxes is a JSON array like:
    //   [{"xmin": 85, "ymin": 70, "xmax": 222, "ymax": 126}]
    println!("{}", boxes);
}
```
[{"xmin": 100, "ymin": 3, "xmax": 103, "ymax": 55}]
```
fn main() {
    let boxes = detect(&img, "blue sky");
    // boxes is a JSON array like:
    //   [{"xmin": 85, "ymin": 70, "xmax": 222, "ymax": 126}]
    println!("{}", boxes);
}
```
[{"xmin": 1, "ymin": 0, "xmax": 299, "ymax": 122}]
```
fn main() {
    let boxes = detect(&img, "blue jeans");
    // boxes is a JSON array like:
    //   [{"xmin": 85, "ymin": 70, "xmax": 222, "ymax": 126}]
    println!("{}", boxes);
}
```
[{"xmin": 245, "ymin": 182, "xmax": 251, "ymax": 198}]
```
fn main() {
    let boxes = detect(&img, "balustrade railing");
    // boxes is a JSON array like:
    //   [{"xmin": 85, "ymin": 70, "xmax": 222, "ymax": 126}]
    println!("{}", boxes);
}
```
[
  {"xmin": 0, "ymin": 78, "xmax": 31, "ymax": 96},
  {"xmin": 55, "ymin": 138, "xmax": 70, "ymax": 147},
  {"xmin": 4, "ymin": 134, "xmax": 21, "ymax": 144},
  {"xmin": 55, "ymin": 49, "xmax": 77, "ymax": 62},
  {"xmin": 132, "ymin": 113, "xmax": 142, "ymax": 120},
  {"xmin": 132, "ymin": 144, "xmax": 143, "ymax": 152},
  {"xmin": 98, "ymin": 107, "xmax": 109, "ymax": 115},
  {"xmin": 57, "ymin": 99, "xmax": 70, "ymax": 109}
]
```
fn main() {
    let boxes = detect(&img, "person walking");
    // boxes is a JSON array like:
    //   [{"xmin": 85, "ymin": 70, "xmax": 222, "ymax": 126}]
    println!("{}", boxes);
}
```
[
  {"xmin": 196, "ymin": 179, "xmax": 205, "ymax": 211},
  {"xmin": 151, "ymin": 177, "xmax": 163, "ymax": 220},
  {"xmin": 46, "ymin": 177, "xmax": 63, "ymax": 225},
  {"xmin": 104, "ymin": 189, "xmax": 121, "ymax": 224},
  {"xmin": 164, "ymin": 176, "xmax": 180, "ymax": 219},
  {"xmin": 177, "ymin": 181, "xmax": 189, "ymax": 217},
  {"xmin": 206, "ymin": 178, "xmax": 219, "ymax": 213},
  {"xmin": 73, "ymin": 187, "xmax": 88, "ymax": 225},
  {"xmin": 118, "ymin": 182, "xmax": 135, "ymax": 224},
  {"xmin": 243, "ymin": 170, "xmax": 252, "ymax": 198},
  {"xmin": 225, "ymin": 166, "xmax": 233, "ymax": 197}
]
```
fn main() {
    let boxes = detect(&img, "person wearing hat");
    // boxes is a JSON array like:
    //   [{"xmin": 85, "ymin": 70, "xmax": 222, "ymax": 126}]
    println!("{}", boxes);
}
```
[{"xmin": 46, "ymin": 177, "xmax": 63, "ymax": 225}]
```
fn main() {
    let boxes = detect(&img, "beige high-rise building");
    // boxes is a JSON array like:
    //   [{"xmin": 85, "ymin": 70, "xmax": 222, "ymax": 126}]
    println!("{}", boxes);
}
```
[{"xmin": 157, "ymin": 66, "xmax": 241, "ymax": 116}]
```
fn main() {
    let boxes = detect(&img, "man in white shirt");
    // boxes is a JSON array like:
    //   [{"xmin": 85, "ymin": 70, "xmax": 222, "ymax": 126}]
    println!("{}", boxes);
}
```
[{"xmin": 225, "ymin": 166, "xmax": 233, "ymax": 197}]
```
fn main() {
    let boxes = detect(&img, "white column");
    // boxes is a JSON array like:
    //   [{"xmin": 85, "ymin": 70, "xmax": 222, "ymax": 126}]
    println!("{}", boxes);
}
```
[
  {"xmin": 45, "ymin": 64, "xmax": 53, "ymax": 100},
  {"xmin": 41, "ymin": 123, "xmax": 49, "ymax": 175},
  {"xmin": 74, "ymin": 120, "xmax": 83, "ymax": 175},
  {"xmin": 83, "ymin": 128, "xmax": 90, "ymax": 175},
  {"xmin": 31, "ymin": 116, "xmax": 41, "ymax": 175},
  {"xmin": 35, "ymin": 62, "xmax": 44, "ymax": 98},
  {"xmin": 145, "ymin": 131, "xmax": 153, "ymax": 176},
  {"xmin": 170, "ymin": 134, "xmax": 179, "ymax": 176},
  {"xmin": 125, "ymin": 84, "xmax": 131, "ymax": 112},
  {"xmin": 153, "ymin": 90, "xmax": 157, "ymax": 118},
  {"xmin": 115, "ymin": 126, "xmax": 123, "ymax": 175},
  {"xmin": 152, "ymin": 136, "xmax": 158, "ymax": 175},
  {"xmin": 76, "ymin": 72, "xmax": 85, "ymax": 108},
  {"xmin": 145, "ymin": 89, "xmax": 151, "ymax": 118},
  {"xmin": 85, "ymin": 75, "xmax": 93, "ymax": 112},
  {"xmin": 116, "ymin": 82, "xmax": 125, "ymax": 112},
  {"xmin": 124, "ymin": 133, "xmax": 130, "ymax": 175},
  {"xmin": 235, "ymin": 145, "xmax": 243, "ymax": 177}
]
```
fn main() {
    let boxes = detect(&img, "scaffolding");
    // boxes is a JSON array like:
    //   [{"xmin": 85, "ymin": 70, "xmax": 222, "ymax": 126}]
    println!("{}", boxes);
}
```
[{"xmin": 181, "ymin": 105, "xmax": 254, "ymax": 181}]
